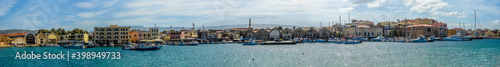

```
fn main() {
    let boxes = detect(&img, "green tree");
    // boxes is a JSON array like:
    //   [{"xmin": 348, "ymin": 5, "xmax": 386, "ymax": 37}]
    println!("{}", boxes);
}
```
[
  {"xmin": 61, "ymin": 29, "xmax": 67, "ymax": 35},
  {"xmin": 50, "ymin": 28, "xmax": 56, "ymax": 33},
  {"xmin": 278, "ymin": 26, "xmax": 283, "ymax": 30},
  {"xmin": 38, "ymin": 29, "xmax": 50, "ymax": 33}
]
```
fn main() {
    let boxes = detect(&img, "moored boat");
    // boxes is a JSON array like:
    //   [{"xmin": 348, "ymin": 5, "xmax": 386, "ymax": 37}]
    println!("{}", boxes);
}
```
[
  {"xmin": 411, "ymin": 36, "xmax": 427, "ymax": 43},
  {"xmin": 63, "ymin": 42, "xmax": 86, "ymax": 49},
  {"xmin": 371, "ymin": 36, "xmax": 385, "ymax": 41},
  {"xmin": 344, "ymin": 39, "xmax": 360, "ymax": 44}
]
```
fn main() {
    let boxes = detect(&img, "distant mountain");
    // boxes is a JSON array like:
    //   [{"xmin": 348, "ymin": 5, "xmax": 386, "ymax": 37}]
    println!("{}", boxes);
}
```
[
  {"xmin": 125, "ymin": 24, "xmax": 298, "ymax": 31},
  {"xmin": 0, "ymin": 29, "xmax": 37, "ymax": 35}
]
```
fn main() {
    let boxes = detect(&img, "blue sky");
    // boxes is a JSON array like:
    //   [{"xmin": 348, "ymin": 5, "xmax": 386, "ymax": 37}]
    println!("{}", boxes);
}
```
[{"xmin": 0, "ymin": 0, "xmax": 499, "ymax": 31}]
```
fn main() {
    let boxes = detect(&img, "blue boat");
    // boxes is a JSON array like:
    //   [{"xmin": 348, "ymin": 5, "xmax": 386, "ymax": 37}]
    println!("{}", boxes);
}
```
[
  {"xmin": 344, "ymin": 39, "xmax": 360, "ymax": 44},
  {"xmin": 313, "ymin": 39, "xmax": 326, "ymax": 42},
  {"xmin": 303, "ymin": 39, "xmax": 312, "ymax": 42},
  {"xmin": 242, "ymin": 41, "xmax": 258, "ymax": 45},
  {"xmin": 293, "ymin": 38, "xmax": 303, "ymax": 43}
]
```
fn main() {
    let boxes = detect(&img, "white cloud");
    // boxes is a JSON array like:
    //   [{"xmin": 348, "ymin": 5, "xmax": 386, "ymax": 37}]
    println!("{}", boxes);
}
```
[
  {"xmin": 102, "ymin": 0, "xmax": 119, "ymax": 7},
  {"xmin": 77, "ymin": 10, "xmax": 108, "ymax": 18},
  {"xmin": 347, "ymin": 0, "xmax": 386, "ymax": 8},
  {"xmin": 0, "ymin": 0, "xmax": 17, "ymax": 16},
  {"xmin": 483, "ymin": 20, "xmax": 500, "ymax": 29},
  {"xmin": 366, "ymin": 0, "xmax": 386, "ymax": 8},
  {"xmin": 405, "ymin": 0, "xmax": 466, "ymax": 17},
  {"xmin": 491, "ymin": 20, "xmax": 500, "ymax": 25},
  {"xmin": 75, "ymin": 2, "xmax": 94, "ymax": 9},
  {"xmin": 339, "ymin": 7, "xmax": 354, "ymax": 13}
]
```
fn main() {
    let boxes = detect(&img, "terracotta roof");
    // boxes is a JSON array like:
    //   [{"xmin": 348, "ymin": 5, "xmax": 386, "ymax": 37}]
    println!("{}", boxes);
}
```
[
  {"xmin": 0, "ymin": 32, "xmax": 28, "ymax": 37},
  {"xmin": 405, "ymin": 24, "xmax": 433, "ymax": 28}
]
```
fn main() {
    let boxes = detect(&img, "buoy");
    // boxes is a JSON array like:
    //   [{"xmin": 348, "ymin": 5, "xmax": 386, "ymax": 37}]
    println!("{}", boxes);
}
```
[
  {"xmin": 387, "ymin": 49, "xmax": 389, "ymax": 51},
  {"xmin": 252, "ymin": 58, "xmax": 254, "ymax": 60},
  {"xmin": 302, "ymin": 53, "xmax": 304, "ymax": 55}
]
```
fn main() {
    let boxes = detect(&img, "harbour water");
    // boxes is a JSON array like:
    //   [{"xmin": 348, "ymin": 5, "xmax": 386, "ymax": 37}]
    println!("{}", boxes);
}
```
[{"xmin": 1, "ymin": 39, "xmax": 499, "ymax": 67}]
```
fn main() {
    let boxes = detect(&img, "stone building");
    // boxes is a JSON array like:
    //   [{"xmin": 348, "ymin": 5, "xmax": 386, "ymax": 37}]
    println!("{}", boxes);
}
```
[
  {"xmin": 281, "ymin": 28, "xmax": 293, "ymax": 40},
  {"xmin": 293, "ymin": 28, "xmax": 304, "ymax": 38},
  {"xmin": 269, "ymin": 28, "xmax": 280, "ymax": 41},
  {"xmin": 93, "ymin": 25, "xmax": 131, "ymax": 45},
  {"xmin": 318, "ymin": 27, "xmax": 331, "ymax": 39},
  {"xmin": 255, "ymin": 29, "xmax": 269, "ymax": 40},
  {"xmin": 305, "ymin": 27, "xmax": 318, "ymax": 38}
]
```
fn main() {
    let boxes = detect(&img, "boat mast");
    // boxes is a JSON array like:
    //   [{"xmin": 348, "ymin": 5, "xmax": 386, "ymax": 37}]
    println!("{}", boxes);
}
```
[{"xmin": 474, "ymin": 10, "xmax": 476, "ymax": 30}]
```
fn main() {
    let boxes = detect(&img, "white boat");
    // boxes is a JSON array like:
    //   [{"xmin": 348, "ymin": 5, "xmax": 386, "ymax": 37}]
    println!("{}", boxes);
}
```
[
  {"xmin": 328, "ymin": 38, "xmax": 344, "ymax": 44},
  {"xmin": 344, "ymin": 39, "xmax": 360, "ymax": 44},
  {"xmin": 411, "ymin": 36, "xmax": 427, "ymax": 43},
  {"xmin": 371, "ymin": 36, "xmax": 385, "ymax": 41},
  {"xmin": 443, "ymin": 35, "xmax": 463, "ymax": 41},
  {"xmin": 313, "ymin": 39, "xmax": 327, "ymax": 42},
  {"xmin": 355, "ymin": 36, "xmax": 368, "ymax": 41}
]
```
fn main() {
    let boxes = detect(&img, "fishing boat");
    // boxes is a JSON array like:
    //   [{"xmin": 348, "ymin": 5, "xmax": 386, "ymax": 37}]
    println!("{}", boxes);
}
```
[
  {"xmin": 313, "ymin": 39, "xmax": 327, "ymax": 42},
  {"xmin": 327, "ymin": 38, "xmax": 337, "ymax": 43},
  {"xmin": 371, "ymin": 36, "xmax": 385, "ymax": 41},
  {"xmin": 123, "ymin": 43, "xmax": 160, "ymax": 50},
  {"xmin": 344, "ymin": 39, "xmax": 360, "ymax": 44},
  {"xmin": 303, "ymin": 39, "xmax": 312, "ymax": 43},
  {"xmin": 426, "ymin": 37, "xmax": 435, "ymax": 42},
  {"xmin": 63, "ymin": 42, "xmax": 86, "ymax": 49},
  {"xmin": 411, "ymin": 36, "xmax": 427, "ymax": 43},
  {"xmin": 186, "ymin": 42, "xmax": 199, "ymax": 46},
  {"xmin": 242, "ymin": 40, "xmax": 258, "ymax": 45},
  {"xmin": 293, "ymin": 38, "xmax": 303, "ymax": 43},
  {"xmin": 260, "ymin": 41, "xmax": 296, "ymax": 45},
  {"xmin": 443, "ymin": 34, "xmax": 463, "ymax": 41},
  {"xmin": 355, "ymin": 36, "xmax": 368, "ymax": 41}
]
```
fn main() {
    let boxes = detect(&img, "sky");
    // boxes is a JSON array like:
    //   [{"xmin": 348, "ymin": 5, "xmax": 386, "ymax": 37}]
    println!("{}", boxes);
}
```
[{"xmin": 0, "ymin": 0, "xmax": 499, "ymax": 31}]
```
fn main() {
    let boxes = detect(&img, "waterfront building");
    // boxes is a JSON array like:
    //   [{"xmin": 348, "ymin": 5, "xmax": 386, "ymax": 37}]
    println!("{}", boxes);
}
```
[
  {"xmin": 197, "ymin": 30, "xmax": 209, "ymax": 42},
  {"xmin": 58, "ymin": 33, "xmax": 89, "ymax": 44},
  {"xmin": 404, "ymin": 24, "xmax": 435, "ymax": 37},
  {"xmin": 169, "ymin": 31, "xmax": 185, "ymax": 41},
  {"xmin": 452, "ymin": 28, "xmax": 466, "ymax": 35},
  {"xmin": 433, "ymin": 23, "xmax": 448, "ymax": 37},
  {"xmin": 351, "ymin": 19, "xmax": 375, "ymax": 27},
  {"xmin": 244, "ymin": 29, "xmax": 256, "ymax": 38},
  {"xmin": 281, "ymin": 28, "xmax": 293, "ymax": 40},
  {"xmin": 304, "ymin": 27, "xmax": 318, "ymax": 38},
  {"xmin": 93, "ymin": 25, "xmax": 131, "ymax": 45},
  {"xmin": 377, "ymin": 21, "xmax": 397, "ymax": 36},
  {"xmin": 0, "ymin": 32, "xmax": 37, "ymax": 45},
  {"xmin": 342, "ymin": 25, "xmax": 383, "ymax": 37},
  {"xmin": 269, "ymin": 28, "xmax": 281, "ymax": 41},
  {"xmin": 36, "ymin": 32, "xmax": 59, "ymax": 45},
  {"xmin": 293, "ymin": 28, "xmax": 305, "ymax": 38},
  {"xmin": 414, "ymin": 18, "xmax": 438, "ymax": 25},
  {"xmin": 256, "ymin": 29, "xmax": 269, "ymax": 40},
  {"xmin": 318, "ymin": 27, "xmax": 331, "ymax": 39}
]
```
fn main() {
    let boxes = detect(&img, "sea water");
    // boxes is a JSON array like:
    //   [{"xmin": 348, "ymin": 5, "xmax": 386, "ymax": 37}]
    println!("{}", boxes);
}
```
[{"xmin": 0, "ymin": 39, "xmax": 499, "ymax": 67}]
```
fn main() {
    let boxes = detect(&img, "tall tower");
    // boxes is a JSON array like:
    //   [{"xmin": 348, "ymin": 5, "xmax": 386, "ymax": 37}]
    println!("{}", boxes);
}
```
[{"xmin": 249, "ymin": 18, "xmax": 252, "ymax": 29}]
